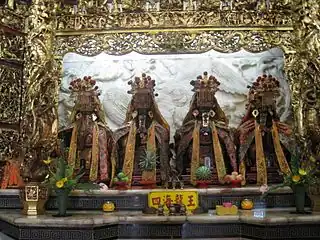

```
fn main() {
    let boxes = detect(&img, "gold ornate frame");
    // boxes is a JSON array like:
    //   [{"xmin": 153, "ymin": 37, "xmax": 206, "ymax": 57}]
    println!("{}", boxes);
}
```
[{"xmin": 1, "ymin": 0, "xmax": 319, "ymax": 162}]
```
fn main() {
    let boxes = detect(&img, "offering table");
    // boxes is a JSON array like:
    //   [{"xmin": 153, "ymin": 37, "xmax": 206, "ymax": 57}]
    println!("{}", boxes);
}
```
[{"xmin": 0, "ymin": 187, "xmax": 318, "ymax": 240}]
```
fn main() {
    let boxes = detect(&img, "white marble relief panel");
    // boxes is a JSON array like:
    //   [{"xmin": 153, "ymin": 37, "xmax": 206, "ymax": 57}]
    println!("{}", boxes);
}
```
[{"xmin": 59, "ymin": 48, "xmax": 292, "ymax": 140}]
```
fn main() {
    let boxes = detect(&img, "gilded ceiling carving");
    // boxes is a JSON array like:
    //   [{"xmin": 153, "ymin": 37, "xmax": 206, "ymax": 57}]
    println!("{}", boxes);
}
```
[{"xmin": 55, "ymin": 30, "xmax": 295, "ymax": 57}]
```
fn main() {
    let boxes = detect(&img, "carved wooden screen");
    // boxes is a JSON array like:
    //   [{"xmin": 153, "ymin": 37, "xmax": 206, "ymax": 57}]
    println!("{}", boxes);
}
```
[{"xmin": 0, "ymin": 4, "xmax": 26, "ymax": 159}]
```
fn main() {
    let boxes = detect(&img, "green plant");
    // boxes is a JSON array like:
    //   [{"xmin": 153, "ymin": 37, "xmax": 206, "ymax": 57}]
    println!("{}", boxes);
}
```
[
  {"xmin": 43, "ymin": 156, "xmax": 99, "ymax": 193},
  {"xmin": 113, "ymin": 171, "xmax": 129, "ymax": 183},
  {"xmin": 139, "ymin": 150, "xmax": 158, "ymax": 171},
  {"xmin": 261, "ymin": 149, "xmax": 320, "ymax": 198},
  {"xmin": 195, "ymin": 166, "xmax": 212, "ymax": 181}
]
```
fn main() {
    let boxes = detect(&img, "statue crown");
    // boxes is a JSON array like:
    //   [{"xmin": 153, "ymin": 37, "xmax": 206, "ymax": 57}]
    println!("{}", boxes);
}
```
[
  {"xmin": 127, "ymin": 73, "xmax": 158, "ymax": 96},
  {"xmin": 69, "ymin": 76, "xmax": 100, "ymax": 96},
  {"xmin": 190, "ymin": 71, "xmax": 220, "ymax": 94},
  {"xmin": 247, "ymin": 74, "xmax": 280, "ymax": 99}
]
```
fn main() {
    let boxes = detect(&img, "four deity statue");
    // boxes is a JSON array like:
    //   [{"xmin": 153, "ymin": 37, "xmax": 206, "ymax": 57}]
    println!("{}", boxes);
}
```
[
  {"xmin": 0, "ymin": 73, "xmax": 298, "ymax": 188},
  {"xmin": 110, "ymin": 73, "xmax": 170, "ymax": 187},
  {"xmin": 174, "ymin": 72, "xmax": 238, "ymax": 186},
  {"xmin": 235, "ymin": 75, "xmax": 294, "ymax": 185},
  {"xmin": 59, "ymin": 76, "xmax": 114, "ymax": 183}
]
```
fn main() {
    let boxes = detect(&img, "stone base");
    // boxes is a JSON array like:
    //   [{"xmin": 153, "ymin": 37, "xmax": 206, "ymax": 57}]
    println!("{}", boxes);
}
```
[
  {"xmin": 0, "ymin": 209, "xmax": 319, "ymax": 240},
  {"xmin": 0, "ymin": 186, "xmax": 310, "ymax": 211}
]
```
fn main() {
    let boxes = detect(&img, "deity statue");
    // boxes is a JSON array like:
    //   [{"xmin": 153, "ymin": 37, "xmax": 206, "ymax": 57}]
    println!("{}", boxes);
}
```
[
  {"xmin": 59, "ymin": 76, "xmax": 114, "ymax": 183},
  {"xmin": 236, "ymin": 75, "xmax": 294, "ymax": 185},
  {"xmin": 111, "ymin": 73, "xmax": 170, "ymax": 187},
  {"xmin": 174, "ymin": 72, "xmax": 238, "ymax": 185}
]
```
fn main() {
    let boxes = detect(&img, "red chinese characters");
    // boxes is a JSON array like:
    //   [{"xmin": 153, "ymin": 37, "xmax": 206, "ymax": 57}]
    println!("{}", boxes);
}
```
[
  {"xmin": 151, "ymin": 197, "xmax": 161, "ymax": 205},
  {"xmin": 187, "ymin": 195, "xmax": 196, "ymax": 207}
]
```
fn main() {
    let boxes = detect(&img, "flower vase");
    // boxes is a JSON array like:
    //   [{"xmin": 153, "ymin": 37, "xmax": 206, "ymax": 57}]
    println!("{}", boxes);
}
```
[
  {"xmin": 292, "ymin": 184, "xmax": 307, "ymax": 214},
  {"xmin": 53, "ymin": 189, "xmax": 72, "ymax": 217}
]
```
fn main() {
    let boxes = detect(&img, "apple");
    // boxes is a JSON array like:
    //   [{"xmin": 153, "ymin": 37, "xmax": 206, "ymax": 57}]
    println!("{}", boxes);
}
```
[
  {"xmin": 113, "ymin": 177, "xmax": 119, "ymax": 183},
  {"xmin": 121, "ymin": 176, "xmax": 129, "ymax": 182},
  {"xmin": 117, "ymin": 172, "xmax": 126, "ymax": 179}
]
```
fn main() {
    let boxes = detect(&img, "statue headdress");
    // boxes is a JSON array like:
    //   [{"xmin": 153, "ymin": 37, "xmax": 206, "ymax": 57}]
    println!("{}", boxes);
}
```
[
  {"xmin": 127, "ymin": 73, "xmax": 158, "ymax": 97},
  {"xmin": 124, "ymin": 73, "xmax": 169, "ymax": 131},
  {"xmin": 69, "ymin": 76, "xmax": 106, "ymax": 123},
  {"xmin": 183, "ymin": 72, "xmax": 227, "ymax": 125},
  {"xmin": 247, "ymin": 74, "xmax": 280, "ymax": 107},
  {"xmin": 190, "ymin": 71, "xmax": 220, "ymax": 109}
]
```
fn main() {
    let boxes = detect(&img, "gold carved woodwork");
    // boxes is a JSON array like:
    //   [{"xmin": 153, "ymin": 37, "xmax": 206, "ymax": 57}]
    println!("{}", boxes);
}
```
[
  {"xmin": 0, "ymin": 0, "xmax": 319, "ymax": 177},
  {"xmin": 0, "ymin": 64, "xmax": 23, "ymax": 124},
  {"xmin": 0, "ymin": 31, "xmax": 25, "ymax": 62},
  {"xmin": 0, "ymin": 6, "xmax": 25, "ymax": 159},
  {"xmin": 55, "ymin": 30, "xmax": 295, "ymax": 56},
  {"xmin": 22, "ymin": 0, "xmax": 59, "ymax": 153},
  {"xmin": 56, "ymin": 11, "xmax": 293, "ymax": 31},
  {"xmin": 0, "ymin": 7, "xmax": 26, "ymax": 32},
  {"xmin": 0, "ymin": 130, "xmax": 20, "ymax": 157}
]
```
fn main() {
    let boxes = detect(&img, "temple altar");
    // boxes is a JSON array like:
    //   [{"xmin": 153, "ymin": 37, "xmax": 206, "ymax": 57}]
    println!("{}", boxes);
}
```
[
  {"xmin": 1, "ymin": 208, "xmax": 320, "ymax": 240},
  {"xmin": 1, "ymin": 0, "xmax": 320, "ymax": 239},
  {"xmin": 1, "ymin": 187, "xmax": 320, "ymax": 239}
]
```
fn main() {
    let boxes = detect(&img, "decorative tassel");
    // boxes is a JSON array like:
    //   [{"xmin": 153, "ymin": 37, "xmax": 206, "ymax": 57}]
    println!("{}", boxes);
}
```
[
  {"xmin": 142, "ymin": 121, "xmax": 156, "ymax": 182},
  {"xmin": 239, "ymin": 160, "xmax": 246, "ymax": 186},
  {"xmin": 190, "ymin": 121, "xmax": 200, "ymax": 185},
  {"xmin": 211, "ymin": 121, "xmax": 226, "ymax": 183},
  {"xmin": 122, "ymin": 122, "xmax": 137, "ymax": 187},
  {"xmin": 68, "ymin": 123, "xmax": 78, "ymax": 169},
  {"xmin": 110, "ymin": 147, "xmax": 117, "ymax": 187},
  {"xmin": 255, "ymin": 121, "xmax": 267, "ymax": 185},
  {"xmin": 271, "ymin": 121, "xmax": 291, "ymax": 175},
  {"xmin": 89, "ymin": 123, "xmax": 99, "ymax": 181}
]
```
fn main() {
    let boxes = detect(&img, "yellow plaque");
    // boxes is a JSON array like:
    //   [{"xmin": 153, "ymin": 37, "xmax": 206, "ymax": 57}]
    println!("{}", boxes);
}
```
[{"xmin": 148, "ymin": 190, "xmax": 198, "ymax": 211}]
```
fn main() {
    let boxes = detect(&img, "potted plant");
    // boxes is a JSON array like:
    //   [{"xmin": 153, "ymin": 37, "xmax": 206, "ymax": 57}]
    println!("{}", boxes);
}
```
[
  {"xmin": 139, "ymin": 150, "xmax": 158, "ymax": 188},
  {"xmin": 44, "ymin": 156, "xmax": 99, "ymax": 217},
  {"xmin": 195, "ymin": 165, "xmax": 212, "ymax": 188},
  {"xmin": 262, "ymin": 151, "xmax": 318, "ymax": 214},
  {"xmin": 113, "ymin": 171, "xmax": 129, "ymax": 190}
]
